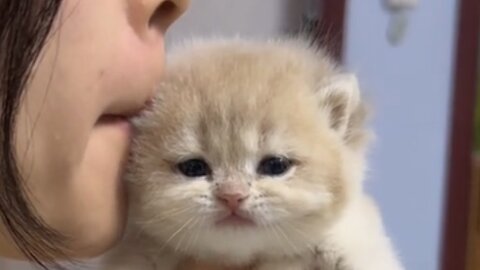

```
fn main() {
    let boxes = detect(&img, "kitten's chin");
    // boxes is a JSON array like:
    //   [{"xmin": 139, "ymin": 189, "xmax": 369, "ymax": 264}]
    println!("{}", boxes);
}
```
[{"xmin": 215, "ymin": 213, "xmax": 256, "ymax": 228}]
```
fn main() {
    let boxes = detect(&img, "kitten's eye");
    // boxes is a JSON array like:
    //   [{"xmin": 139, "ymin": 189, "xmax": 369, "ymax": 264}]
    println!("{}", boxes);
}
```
[
  {"xmin": 177, "ymin": 158, "xmax": 211, "ymax": 178},
  {"xmin": 257, "ymin": 156, "xmax": 293, "ymax": 176}
]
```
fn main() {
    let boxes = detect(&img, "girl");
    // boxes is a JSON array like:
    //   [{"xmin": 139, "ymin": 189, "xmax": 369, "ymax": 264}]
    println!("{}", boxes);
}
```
[{"xmin": 0, "ymin": 1, "xmax": 237, "ymax": 269}]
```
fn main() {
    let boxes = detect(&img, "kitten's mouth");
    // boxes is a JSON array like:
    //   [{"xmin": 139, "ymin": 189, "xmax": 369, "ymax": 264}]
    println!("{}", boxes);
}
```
[{"xmin": 215, "ymin": 213, "xmax": 256, "ymax": 227}]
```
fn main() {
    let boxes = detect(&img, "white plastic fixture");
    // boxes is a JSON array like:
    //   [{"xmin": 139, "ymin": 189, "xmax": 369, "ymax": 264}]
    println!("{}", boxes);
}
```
[{"xmin": 383, "ymin": 0, "xmax": 419, "ymax": 46}]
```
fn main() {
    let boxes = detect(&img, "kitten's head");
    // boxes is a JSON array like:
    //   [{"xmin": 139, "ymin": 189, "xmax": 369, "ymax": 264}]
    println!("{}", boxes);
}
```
[{"xmin": 127, "ymin": 38, "xmax": 370, "ymax": 262}]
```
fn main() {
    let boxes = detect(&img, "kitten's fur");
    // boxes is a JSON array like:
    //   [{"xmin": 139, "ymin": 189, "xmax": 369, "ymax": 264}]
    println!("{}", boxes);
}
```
[{"xmin": 102, "ymin": 38, "xmax": 404, "ymax": 270}]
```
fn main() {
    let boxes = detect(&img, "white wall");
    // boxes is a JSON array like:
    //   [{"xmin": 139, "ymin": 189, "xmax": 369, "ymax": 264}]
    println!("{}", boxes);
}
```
[
  {"xmin": 166, "ymin": 0, "xmax": 304, "ymax": 45},
  {"xmin": 343, "ymin": 1, "xmax": 458, "ymax": 270}
]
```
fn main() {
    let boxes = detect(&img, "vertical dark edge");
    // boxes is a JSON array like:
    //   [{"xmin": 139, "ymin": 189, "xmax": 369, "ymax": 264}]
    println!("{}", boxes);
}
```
[
  {"xmin": 441, "ymin": 0, "xmax": 480, "ymax": 269},
  {"xmin": 316, "ymin": 0, "xmax": 347, "ymax": 62}
]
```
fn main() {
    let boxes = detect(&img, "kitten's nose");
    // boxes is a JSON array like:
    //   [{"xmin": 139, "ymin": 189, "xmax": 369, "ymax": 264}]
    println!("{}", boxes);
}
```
[
  {"xmin": 216, "ymin": 192, "xmax": 249, "ymax": 211},
  {"xmin": 215, "ymin": 181, "xmax": 250, "ymax": 211}
]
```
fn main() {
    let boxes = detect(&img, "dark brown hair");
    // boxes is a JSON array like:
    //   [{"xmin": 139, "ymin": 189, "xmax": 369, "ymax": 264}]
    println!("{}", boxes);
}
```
[{"xmin": 0, "ymin": 1, "xmax": 67, "ymax": 268}]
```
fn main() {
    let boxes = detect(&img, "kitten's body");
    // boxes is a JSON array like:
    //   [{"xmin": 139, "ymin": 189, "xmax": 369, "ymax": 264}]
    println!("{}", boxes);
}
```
[{"xmin": 102, "ymin": 38, "xmax": 404, "ymax": 270}]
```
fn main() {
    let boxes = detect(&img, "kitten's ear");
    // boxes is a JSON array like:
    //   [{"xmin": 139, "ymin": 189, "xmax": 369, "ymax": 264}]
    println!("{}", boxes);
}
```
[{"xmin": 316, "ymin": 73, "xmax": 361, "ymax": 137}]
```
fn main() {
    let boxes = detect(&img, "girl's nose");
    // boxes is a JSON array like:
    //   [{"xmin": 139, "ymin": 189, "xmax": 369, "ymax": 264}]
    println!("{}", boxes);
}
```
[{"xmin": 129, "ymin": 0, "xmax": 190, "ymax": 36}]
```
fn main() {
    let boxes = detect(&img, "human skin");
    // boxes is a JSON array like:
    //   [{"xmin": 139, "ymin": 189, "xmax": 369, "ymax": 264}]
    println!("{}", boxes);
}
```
[{"xmin": 0, "ymin": 0, "xmax": 189, "ymax": 259}]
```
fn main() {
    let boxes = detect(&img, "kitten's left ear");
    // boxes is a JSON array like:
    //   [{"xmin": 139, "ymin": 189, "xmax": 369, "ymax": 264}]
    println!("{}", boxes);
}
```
[{"xmin": 316, "ymin": 73, "xmax": 361, "ymax": 137}]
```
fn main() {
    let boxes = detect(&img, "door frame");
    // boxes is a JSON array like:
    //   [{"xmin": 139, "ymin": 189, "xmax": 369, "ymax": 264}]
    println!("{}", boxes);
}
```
[
  {"xmin": 314, "ymin": 0, "xmax": 347, "ymax": 62},
  {"xmin": 441, "ymin": 0, "xmax": 480, "ymax": 269}
]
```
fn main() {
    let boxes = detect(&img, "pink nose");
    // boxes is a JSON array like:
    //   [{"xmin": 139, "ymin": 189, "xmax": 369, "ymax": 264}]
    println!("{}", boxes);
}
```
[{"xmin": 216, "ymin": 192, "xmax": 249, "ymax": 211}]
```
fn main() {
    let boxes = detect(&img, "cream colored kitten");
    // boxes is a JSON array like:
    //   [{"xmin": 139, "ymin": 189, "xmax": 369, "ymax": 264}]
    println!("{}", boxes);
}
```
[{"xmin": 101, "ymin": 38, "xmax": 404, "ymax": 270}]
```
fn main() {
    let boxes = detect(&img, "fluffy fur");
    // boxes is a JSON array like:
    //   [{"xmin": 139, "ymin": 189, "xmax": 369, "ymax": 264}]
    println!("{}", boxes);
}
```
[{"xmin": 101, "ymin": 37, "xmax": 404, "ymax": 270}]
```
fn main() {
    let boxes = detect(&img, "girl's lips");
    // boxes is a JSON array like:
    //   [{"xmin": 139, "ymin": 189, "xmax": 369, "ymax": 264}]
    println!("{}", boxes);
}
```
[
  {"xmin": 101, "ymin": 94, "xmax": 155, "ymax": 122},
  {"xmin": 96, "ymin": 96, "xmax": 154, "ymax": 136},
  {"xmin": 96, "ymin": 115, "xmax": 132, "ymax": 134}
]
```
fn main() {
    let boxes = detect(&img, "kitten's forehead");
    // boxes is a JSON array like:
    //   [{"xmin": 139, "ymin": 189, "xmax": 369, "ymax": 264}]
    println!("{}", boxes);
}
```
[
  {"xmin": 159, "ymin": 96, "xmax": 301, "ymax": 165},
  {"xmin": 155, "ymin": 39, "xmax": 336, "ymax": 160}
]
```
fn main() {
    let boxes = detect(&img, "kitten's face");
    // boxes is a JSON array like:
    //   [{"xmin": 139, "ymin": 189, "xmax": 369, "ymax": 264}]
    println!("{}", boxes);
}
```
[{"xmin": 128, "ymin": 40, "xmax": 365, "ymax": 261}]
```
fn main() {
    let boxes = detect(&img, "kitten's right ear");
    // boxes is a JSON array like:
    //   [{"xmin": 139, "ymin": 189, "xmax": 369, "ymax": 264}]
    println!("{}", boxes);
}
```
[{"xmin": 315, "ymin": 73, "xmax": 361, "ymax": 137}]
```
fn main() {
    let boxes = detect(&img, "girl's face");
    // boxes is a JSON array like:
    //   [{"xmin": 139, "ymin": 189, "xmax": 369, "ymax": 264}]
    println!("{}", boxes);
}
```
[{"xmin": 1, "ymin": 0, "xmax": 189, "ymax": 258}]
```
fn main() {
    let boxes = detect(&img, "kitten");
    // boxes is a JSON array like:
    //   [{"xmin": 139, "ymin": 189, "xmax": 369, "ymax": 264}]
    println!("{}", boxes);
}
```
[{"xmin": 101, "ymin": 37, "xmax": 404, "ymax": 270}]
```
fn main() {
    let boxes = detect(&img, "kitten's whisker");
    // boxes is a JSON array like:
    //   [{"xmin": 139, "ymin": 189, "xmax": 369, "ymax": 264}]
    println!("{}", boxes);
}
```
[
  {"xmin": 154, "ymin": 205, "xmax": 197, "ymax": 218},
  {"xmin": 261, "ymin": 218, "xmax": 288, "ymax": 255},
  {"xmin": 137, "ymin": 206, "xmax": 197, "ymax": 225},
  {"xmin": 138, "ymin": 208, "xmax": 191, "ymax": 224},
  {"xmin": 186, "ymin": 215, "xmax": 206, "ymax": 253},
  {"xmin": 282, "ymin": 221, "xmax": 310, "ymax": 240},
  {"xmin": 174, "ymin": 216, "xmax": 200, "ymax": 253},
  {"xmin": 160, "ymin": 215, "xmax": 196, "ymax": 251},
  {"xmin": 283, "ymin": 222, "xmax": 316, "ymax": 254},
  {"xmin": 274, "ymin": 224, "xmax": 301, "ymax": 255}
]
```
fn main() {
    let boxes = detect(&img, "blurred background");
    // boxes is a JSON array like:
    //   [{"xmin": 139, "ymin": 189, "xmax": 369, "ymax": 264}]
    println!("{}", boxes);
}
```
[{"xmin": 2, "ymin": 0, "xmax": 478, "ymax": 270}]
